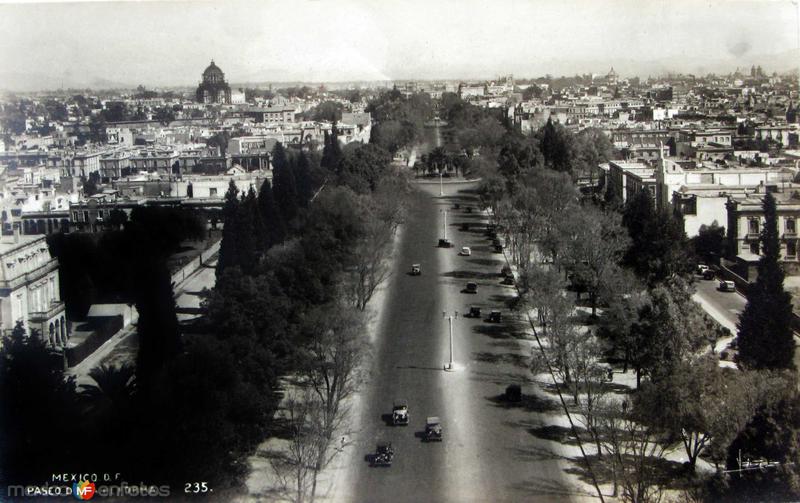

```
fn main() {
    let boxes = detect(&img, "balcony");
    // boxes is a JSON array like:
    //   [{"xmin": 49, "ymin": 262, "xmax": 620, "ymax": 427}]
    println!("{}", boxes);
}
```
[{"xmin": 28, "ymin": 301, "xmax": 66, "ymax": 324}]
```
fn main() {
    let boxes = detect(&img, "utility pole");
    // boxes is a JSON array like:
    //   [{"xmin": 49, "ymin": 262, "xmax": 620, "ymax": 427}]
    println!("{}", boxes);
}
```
[
  {"xmin": 439, "ymin": 170, "xmax": 444, "ymax": 196},
  {"xmin": 441, "ymin": 209, "xmax": 448, "ymax": 241},
  {"xmin": 443, "ymin": 310, "xmax": 458, "ymax": 371}
]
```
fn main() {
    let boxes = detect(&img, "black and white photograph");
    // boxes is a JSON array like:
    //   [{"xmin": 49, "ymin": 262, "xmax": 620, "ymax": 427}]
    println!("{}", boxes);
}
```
[{"xmin": 0, "ymin": 0, "xmax": 799, "ymax": 501}]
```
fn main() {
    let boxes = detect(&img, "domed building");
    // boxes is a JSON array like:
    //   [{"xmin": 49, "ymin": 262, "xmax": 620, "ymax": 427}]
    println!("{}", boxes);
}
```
[{"xmin": 196, "ymin": 60, "xmax": 232, "ymax": 104}]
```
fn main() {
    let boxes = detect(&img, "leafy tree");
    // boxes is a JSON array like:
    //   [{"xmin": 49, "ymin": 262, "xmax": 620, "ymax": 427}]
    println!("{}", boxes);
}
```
[
  {"xmin": 82, "ymin": 171, "xmax": 100, "ymax": 196},
  {"xmin": 338, "ymin": 143, "xmax": 392, "ymax": 193},
  {"xmin": 539, "ymin": 118, "xmax": 574, "ymax": 173},
  {"xmin": 295, "ymin": 151, "xmax": 315, "ymax": 207},
  {"xmin": 206, "ymin": 131, "xmax": 231, "ymax": 156},
  {"xmin": 635, "ymin": 357, "xmax": 760, "ymax": 471},
  {"xmin": 629, "ymin": 279, "xmax": 708, "ymax": 386},
  {"xmin": 692, "ymin": 221, "xmax": 725, "ymax": 263},
  {"xmin": 258, "ymin": 178, "xmax": 286, "ymax": 250},
  {"xmin": 107, "ymin": 208, "xmax": 128, "ymax": 230},
  {"xmin": 304, "ymin": 100, "xmax": 343, "ymax": 122},
  {"xmin": 272, "ymin": 142, "xmax": 299, "ymax": 225},
  {"xmin": 738, "ymin": 192, "xmax": 796, "ymax": 370},
  {"xmin": 217, "ymin": 180, "xmax": 240, "ymax": 276},
  {"xmin": 726, "ymin": 372, "xmax": 800, "ymax": 497},
  {"xmin": 562, "ymin": 205, "xmax": 631, "ymax": 317},
  {"xmin": 235, "ymin": 186, "xmax": 262, "ymax": 274},
  {"xmin": 622, "ymin": 189, "xmax": 692, "ymax": 285},
  {"xmin": 321, "ymin": 124, "xmax": 343, "ymax": 173},
  {"xmin": 0, "ymin": 322, "xmax": 80, "ymax": 484},
  {"xmin": 135, "ymin": 259, "xmax": 181, "ymax": 396}
]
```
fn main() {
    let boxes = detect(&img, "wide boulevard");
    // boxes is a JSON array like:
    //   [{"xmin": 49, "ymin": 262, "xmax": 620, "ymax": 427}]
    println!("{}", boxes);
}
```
[{"xmin": 339, "ymin": 180, "xmax": 594, "ymax": 503}]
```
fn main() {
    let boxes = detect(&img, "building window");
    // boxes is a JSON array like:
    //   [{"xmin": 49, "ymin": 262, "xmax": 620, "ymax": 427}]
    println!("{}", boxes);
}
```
[
  {"xmin": 787, "ymin": 218, "xmax": 796, "ymax": 234},
  {"xmin": 73, "ymin": 211, "xmax": 79, "ymax": 222},
  {"xmin": 749, "ymin": 241, "xmax": 760, "ymax": 255},
  {"xmin": 748, "ymin": 218, "xmax": 760, "ymax": 235},
  {"xmin": 788, "ymin": 241, "xmax": 797, "ymax": 258},
  {"xmin": 83, "ymin": 211, "xmax": 89, "ymax": 222},
  {"xmin": 209, "ymin": 188, "xmax": 218, "ymax": 197}
]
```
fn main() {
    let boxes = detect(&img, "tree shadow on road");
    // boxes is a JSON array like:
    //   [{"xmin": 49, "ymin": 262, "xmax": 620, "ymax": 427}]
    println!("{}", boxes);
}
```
[
  {"xmin": 528, "ymin": 424, "xmax": 585, "ymax": 446},
  {"xmin": 473, "ymin": 351, "xmax": 531, "ymax": 368},
  {"xmin": 486, "ymin": 393, "xmax": 560, "ymax": 413},
  {"xmin": 565, "ymin": 453, "xmax": 691, "ymax": 492},
  {"xmin": 467, "ymin": 257, "xmax": 500, "ymax": 267},
  {"xmin": 442, "ymin": 270, "xmax": 502, "ymax": 281},
  {"xmin": 510, "ymin": 476, "xmax": 594, "ymax": 499},
  {"xmin": 510, "ymin": 445, "xmax": 567, "ymax": 463}
]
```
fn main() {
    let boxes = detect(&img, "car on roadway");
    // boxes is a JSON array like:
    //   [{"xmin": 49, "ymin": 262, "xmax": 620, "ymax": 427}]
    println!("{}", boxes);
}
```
[
  {"xmin": 702, "ymin": 268, "xmax": 716, "ymax": 280},
  {"xmin": 502, "ymin": 274, "xmax": 515, "ymax": 286},
  {"xmin": 410, "ymin": 264, "xmax": 421, "ymax": 276},
  {"xmin": 500, "ymin": 265, "xmax": 512, "ymax": 277},
  {"xmin": 425, "ymin": 417, "xmax": 443, "ymax": 442},
  {"xmin": 464, "ymin": 282, "xmax": 478, "ymax": 294},
  {"xmin": 468, "ymin": 306, "xmax": 482, "ymax": 318},
  {"xmin": 438, "ymin": 238, "xmax": 453, "ymax": 248},
  {"xmin": 505, "ymin": 384, "xmax": 522, "ymax": 403},
  {"xmin": 459, "ymin": 246, "xmax": 472, "ymax": 256},
  {"xmin": 696, "ymin": 264, "xmax": 709, "ymax": 275},
  {"xmin": 488, "ymin": 310, "xmax": 502, "ymax": 323},
  {"xmin": 719, "ymin": 280, "xmax": 736, "ymax": 292},
  {"xmin": 392, "ymin": 400, "xmax": 409, "ymax": 426},
  {"xmin": 372, "ymin": 442, "xmax": 394, "ymax": 466}
]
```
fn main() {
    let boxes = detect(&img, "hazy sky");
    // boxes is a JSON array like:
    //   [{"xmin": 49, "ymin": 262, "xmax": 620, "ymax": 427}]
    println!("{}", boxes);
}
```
[{"xmin": 0, "ymin": 0, "xmax": 798, "ymax": 89}]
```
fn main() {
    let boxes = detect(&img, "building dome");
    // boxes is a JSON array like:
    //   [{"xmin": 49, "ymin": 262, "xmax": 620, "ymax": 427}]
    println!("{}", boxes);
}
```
[
  {"xmin": 202, "ymin": 60, "xmax": 225, "ymax": 84},
  {"xmin": 196, "ymin": 59, "xmax": 231, "ymax": 104}
]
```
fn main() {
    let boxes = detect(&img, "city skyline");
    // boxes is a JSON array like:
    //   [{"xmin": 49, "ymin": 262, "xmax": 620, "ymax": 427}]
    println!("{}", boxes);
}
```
[{"xmin": 0, "ymin": 0, "xmax": 798, "ymax": 92}]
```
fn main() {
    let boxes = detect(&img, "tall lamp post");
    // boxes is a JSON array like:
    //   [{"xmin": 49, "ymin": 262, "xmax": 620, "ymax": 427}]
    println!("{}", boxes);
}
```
[
  {"xmin": 439, "ymin": 170, "xmax": 444, "ymax": 196},
  {"xmin": 440, "ymin": 209, "xmax": 448, "ymax": 242},
  {"xmin": 443, "ymin": 310, "xmax": 458, "ymax": 371}
]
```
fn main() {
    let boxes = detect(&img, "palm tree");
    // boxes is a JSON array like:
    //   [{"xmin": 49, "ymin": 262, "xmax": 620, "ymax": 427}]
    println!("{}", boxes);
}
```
[{"xmin": 81, "ymin": 363, "xmax": 136, "ymax": 416}]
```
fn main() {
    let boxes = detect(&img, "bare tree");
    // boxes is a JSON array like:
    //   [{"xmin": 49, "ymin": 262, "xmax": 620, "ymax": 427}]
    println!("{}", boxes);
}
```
[
  {"xmin": 574, "ymin": 335, "xmax": 611, "ymax": 456},
  {"xmin": 267, "ymin": 390, "xmax": 325, "ymax": 503},
  {"xmin": 343, "ymin": 185, "xmax": 405, "ymax": 312},
  {"xmin": 296, "ymin": 303, "xmax": 368, "ymax": 501},
  {"xmin": 600, "ymin": 399, "xmax": 670, "ymax": 503}
]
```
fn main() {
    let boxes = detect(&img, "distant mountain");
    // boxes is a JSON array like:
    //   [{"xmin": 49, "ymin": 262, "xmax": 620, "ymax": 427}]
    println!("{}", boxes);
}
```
[
  {"xmin": 1, "ymin": 49, "xmax": 797, "ymax": 93},
  {"xmin": 0, "ymin": 71, "xmax": 135, "ymax": 92}
]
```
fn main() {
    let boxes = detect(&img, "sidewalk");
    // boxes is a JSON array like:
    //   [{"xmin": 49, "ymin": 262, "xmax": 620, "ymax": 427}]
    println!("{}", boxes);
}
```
[{"xmin": 240, "ymin": 224, "xmax": 406, "ymax": 502}]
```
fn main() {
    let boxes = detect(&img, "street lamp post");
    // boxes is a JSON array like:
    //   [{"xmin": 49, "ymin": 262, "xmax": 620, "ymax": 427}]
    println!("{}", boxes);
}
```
[
  {"xmin": 439, "ymin": 170, "xmax": 444, "ymax": 196},
  {"xmin": 443, "ymin": 310, "xmax": 458, "ymax": 371},
  {"xmin": 440, "ymin": 209, "xmax": 448, "ymax": 241}
]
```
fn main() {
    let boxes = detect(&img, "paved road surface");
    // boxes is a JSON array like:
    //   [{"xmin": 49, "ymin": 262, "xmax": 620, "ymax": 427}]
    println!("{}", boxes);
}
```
[
  {"xmin": 693, "ymin": 275, "xmax": 746, "ymax": 332},
  {"xmin": 344, "ymin": 183, "xmax": 592, "ymax": 503}
]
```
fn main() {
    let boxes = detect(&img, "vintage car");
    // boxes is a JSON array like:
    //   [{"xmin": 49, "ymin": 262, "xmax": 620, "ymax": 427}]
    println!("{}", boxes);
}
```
[
  {"xmin": 468, "ymin": 306, "xmax": 482, "ymax": 318},
  {"xmin": 392, "ymin": 400, "xmax": 409, "ymax": 426},
  {"xmin": 501, "ymin": 274, "xmax": 515, "ymax": 286},
  {"xmin": 488, "ymin": 310, "xmax": 502, "ymax": 323},
  {"xmin": 505, "ymin": 384, "xmax": 522, "ymax": 403},
  {"xmin": 459, "ymin": 246, "xmax": 472, "ymax": 256},
  {"xmin": 696, "ymin": 264, "xmax": 709, "ymax": 275},
  {"xmin": 464, "ymin": 282, "xmax": 478, "ymax": 294},
  {"xmin": 372, "ymin": 442, "xmax": 394, "ymax": 466},
  {"xmin": 425, "ymin": 417, "xmax": 443, "ymax": 442},
  {"xmin": 702, "ymin": 268, "xmax": 716, "ymax": 280},
  {"xmin": 438, "ymin": 238, "xmax": 453, "ymax": 248},
  {"xmin": 719, "ymin": 280, "xmax": 736, "ymax": 292},
  {"xmin": 411, "ymin": 264, "xmax": 421, "ymax": 276},
  {"xmin": 500, "ymin": 265, "xmax": 512, "ymax": 277}
]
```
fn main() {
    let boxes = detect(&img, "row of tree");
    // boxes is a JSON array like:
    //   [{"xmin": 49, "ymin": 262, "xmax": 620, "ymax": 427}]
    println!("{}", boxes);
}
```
[{"xmin": 479, "ymin": 127, "xmax": 800, "ymax": 500}]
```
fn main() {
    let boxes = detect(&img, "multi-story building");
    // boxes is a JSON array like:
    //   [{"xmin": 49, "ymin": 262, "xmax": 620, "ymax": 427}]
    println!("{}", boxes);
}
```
[
  {"xmin": 0, "ymin": 229, "xmax": 66, "ymax": 347},
  {"xmin": 606, "ymin": 160, "xmax": 656, "ymax": 203},
  {"xmin": 726, "ymin": 189, "xmax": 800, "ymax": 277}
]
